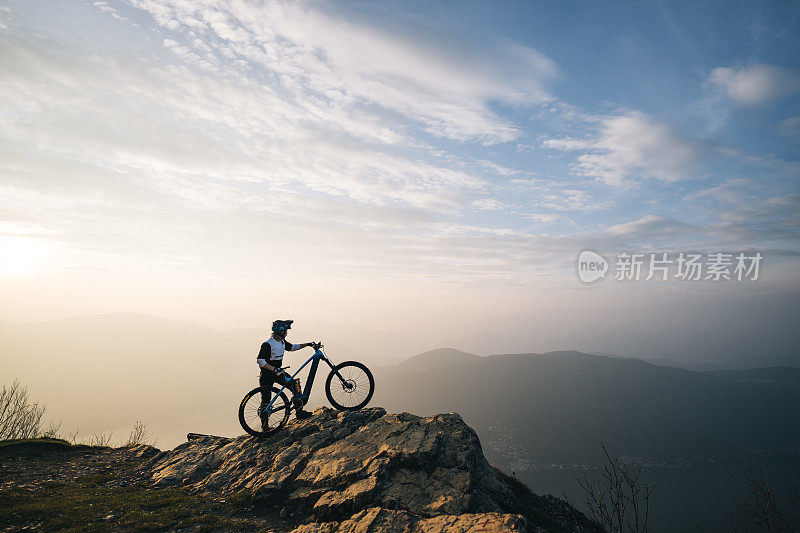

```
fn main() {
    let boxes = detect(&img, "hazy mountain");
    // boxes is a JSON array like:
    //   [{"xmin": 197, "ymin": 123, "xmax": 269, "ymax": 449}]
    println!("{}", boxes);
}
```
[
  {"xmin": 372, "ymin": 349, "xmax": 800, "ymax": 464},
  {"xmin": 394, "ymin": 348, "xmax": 482, "ymax": 371},
  {"xmin": 711, "ymin": 366, "xmax": 800, "ymax": 391},
  {"xmin": 434, "ymin": 293, "xmax": 800, "ymax": 369}
]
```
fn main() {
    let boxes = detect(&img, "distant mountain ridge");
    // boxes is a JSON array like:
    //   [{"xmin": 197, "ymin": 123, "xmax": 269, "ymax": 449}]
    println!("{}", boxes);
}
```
[
  {"xmin": 395, "ymin": 347, "xmax": 482, "ymax": 370},
  {"xmin": 374, "ymin": 348, "xmax": 800, "ymax": 464}
]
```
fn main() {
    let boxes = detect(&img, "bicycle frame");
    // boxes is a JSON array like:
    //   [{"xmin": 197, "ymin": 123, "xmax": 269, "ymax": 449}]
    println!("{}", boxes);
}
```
[{"xmin": 264, "ymin": 346, "xmax": 341, "ymax": 411}]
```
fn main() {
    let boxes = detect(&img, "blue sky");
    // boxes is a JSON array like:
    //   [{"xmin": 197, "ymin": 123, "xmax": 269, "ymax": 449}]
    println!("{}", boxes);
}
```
[{"xmin": 0, "ymin": 0, "xmax": 798, "ymax": 341}]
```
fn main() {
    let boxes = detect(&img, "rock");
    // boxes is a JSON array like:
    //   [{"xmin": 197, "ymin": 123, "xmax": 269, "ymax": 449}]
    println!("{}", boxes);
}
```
[
  {"xmin": 138, "ymin": 407, "xmax": 599, "ymax": 532},
  {"xmin": 125, "ymin": 444, "xmax": 161, "ymax": 459},
  {"xmin": 291, "ymin": 507, "xmax": 528, "ymax": 532}
]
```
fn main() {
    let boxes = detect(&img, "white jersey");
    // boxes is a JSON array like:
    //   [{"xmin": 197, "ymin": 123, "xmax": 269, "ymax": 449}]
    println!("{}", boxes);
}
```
[{"xmin": 256, "ymin": 337, "xmax": 301, "ymax": 368}]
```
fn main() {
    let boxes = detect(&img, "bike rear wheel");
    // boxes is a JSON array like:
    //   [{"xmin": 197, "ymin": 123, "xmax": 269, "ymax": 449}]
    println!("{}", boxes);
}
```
[
  {"xmin": 239, "ymin": 386, "xmax": 290, "ymax": 437},
  {"xmin": 325, "ymin": 361, "xmax": 374, "ymax": 411}
]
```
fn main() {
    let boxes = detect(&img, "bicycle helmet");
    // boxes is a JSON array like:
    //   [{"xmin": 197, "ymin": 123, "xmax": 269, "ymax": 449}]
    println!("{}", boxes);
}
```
[{"xmin": 271, "ymin": 319, "xmax": 293, "ymax": 334}]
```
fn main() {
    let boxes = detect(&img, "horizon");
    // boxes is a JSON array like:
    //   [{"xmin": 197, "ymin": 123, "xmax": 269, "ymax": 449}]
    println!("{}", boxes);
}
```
[{"xmin": 2, "ymin": 299, "xmax": 799, "ymax": 367}]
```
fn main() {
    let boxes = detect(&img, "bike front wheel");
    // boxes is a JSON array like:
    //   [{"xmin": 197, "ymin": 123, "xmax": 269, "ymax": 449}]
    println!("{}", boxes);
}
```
[
  {"xmin": 238, "ymin": 386, "xmax": 290, "ymax": 437},
  {"xmin": 325, "ymin": 361, "xmax": 374, "ymax": 411}
]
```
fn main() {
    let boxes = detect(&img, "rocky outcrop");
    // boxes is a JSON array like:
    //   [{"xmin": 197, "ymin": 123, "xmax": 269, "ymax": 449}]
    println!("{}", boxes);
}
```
[
  {"xmin": 291, "ymin": 507, "xmax": 528, "ymax": 532},
  {"xmin": 138, "ymin": 407, "xmax": 598, "ymax": 532}
]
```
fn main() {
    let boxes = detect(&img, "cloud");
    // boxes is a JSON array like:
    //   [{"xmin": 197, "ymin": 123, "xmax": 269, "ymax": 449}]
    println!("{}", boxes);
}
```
[
  {"xmin": 507, "ymin": 178, "xmax": 609, "ymax": 213},
  {"xmin": 0, "ymin": 25, "xmax": 504, "ymax": 285},
  {"xmin": 538, "ymin": 189, "xmax": 605, "ymax": 212},
  {"xmin": 0, "ymin": 21, "xmax": 573, "ymax": 286},
  {"xmin": 778, "ymin": 116, "xmax": 800, "ymax": 140},
  {"xmin": 541, "ymin": 136, "xmax": 590, "ymax": 151},
  {"xmin": 543, "ymin": 112, "xmax": 703, "ymax": 185},
  {"xmin": 684, "ymin": 178, "xmax": 766, "ymax": 205},
  {"xmin": 475, "ymin": 159, "xmax": 520, "ymax": 177},
  {"xmin": 522, "ymin": 213, "xmax": 559, "ymax": 224},
  {"xmin": 472, "ymin": 198, "xmax": 513, "ymax": 211},
  {"xmin": 128, "ymin": 0, "xmax": 560, "ymax": 144},
  {"xmin": 0, "ymin": 30, "xmax": 490, "ymax": 217},
  {"xmin": 598, "ymin": 209, "xmax": 799, "ymax": 256},
  {"xmin": 718, "ymin": 193, "xmax": 800, "ymax": 226},
  {"xmin": 606, "ymin": 215, "xmax": 701, "ymax": 241},
  {"xmin": 706, "ymin": 64, "xmax": 800, "ymax": 106}
]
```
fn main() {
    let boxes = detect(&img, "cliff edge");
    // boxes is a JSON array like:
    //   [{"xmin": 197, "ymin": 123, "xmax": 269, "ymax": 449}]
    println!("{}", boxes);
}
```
[{"xmin": 139, "ymin": 407, "xmax": 598, "ymax": 532}]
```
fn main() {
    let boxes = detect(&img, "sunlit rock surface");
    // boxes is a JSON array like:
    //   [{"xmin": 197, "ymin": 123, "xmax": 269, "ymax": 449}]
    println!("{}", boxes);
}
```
[{"xmin": 139, "ymin": 407, "xmax": 599, "ymax": 532}]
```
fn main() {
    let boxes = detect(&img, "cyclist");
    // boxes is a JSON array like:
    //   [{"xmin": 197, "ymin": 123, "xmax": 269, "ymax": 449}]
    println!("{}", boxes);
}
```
[{"xmin": 257, "ymin": 319, "xmax": 316, "ymax": 422}]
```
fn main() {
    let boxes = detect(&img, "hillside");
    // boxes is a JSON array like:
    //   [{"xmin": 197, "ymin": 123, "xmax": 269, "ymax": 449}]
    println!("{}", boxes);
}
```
[
  {"xmin": 0, "ymin": 407, "xmax": 598, "ymax": 532},
  {"xmin": 395, "ymin": 348, "xmax": 482, "ymax": 370},
  {"xmin": 372, "ymin": 350, "xmax": 800, "ymax": 464}
]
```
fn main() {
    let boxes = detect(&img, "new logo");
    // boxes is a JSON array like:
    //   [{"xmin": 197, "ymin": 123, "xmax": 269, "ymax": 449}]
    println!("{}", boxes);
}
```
[{"xmin": 577, "ymin": 250, "xmax": 608, "ymax": 283}]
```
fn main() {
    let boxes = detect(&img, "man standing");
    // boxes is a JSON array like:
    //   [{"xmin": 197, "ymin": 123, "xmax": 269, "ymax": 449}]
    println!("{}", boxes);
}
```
[{"xmin": 257, "ymin": 319, "xmax": 315, "ymax": 421}]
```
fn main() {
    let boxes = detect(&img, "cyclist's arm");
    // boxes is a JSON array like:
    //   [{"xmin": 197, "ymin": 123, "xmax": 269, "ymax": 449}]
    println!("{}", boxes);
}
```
[
  {"xmin": 286, "ymin": 341, "xmax": 313, "ymax": 351},
  {"xmin": 257, "ymin": 359, "xmax": 277, "ymax": 372}
]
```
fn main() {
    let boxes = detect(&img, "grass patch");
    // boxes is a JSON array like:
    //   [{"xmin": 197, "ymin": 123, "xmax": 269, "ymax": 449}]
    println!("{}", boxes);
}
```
[
  {"xmin": 0, "ymin": 442, "xmax": 289, "ymax": 532},
  {"xmin": 0, "ymin": 472, "xmax": 227, "ymax": 532},
  {"xmin": 0, "ymin": 437, "xmax": 73, "ymax": 449},
  {"xmin": 229, "ymin": 488, "xmax": 259, "ymax": 512}
]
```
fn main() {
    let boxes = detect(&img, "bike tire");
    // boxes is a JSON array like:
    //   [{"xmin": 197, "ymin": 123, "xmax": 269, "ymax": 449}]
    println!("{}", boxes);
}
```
[
  {"xmin": 325, "ymin": 361, "xmax": 374, "ymax": 411},
  {"xmin": 238, "ymin": 386, "xmax": 290, "ymax": 437}
]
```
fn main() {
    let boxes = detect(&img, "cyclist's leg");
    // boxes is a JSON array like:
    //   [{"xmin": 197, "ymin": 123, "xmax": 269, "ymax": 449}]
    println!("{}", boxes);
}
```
[
  {"xmin": 264, "ymin": 370, "xmax": 308, "ymax": 418},
  {"xmin": 264, "ymin": 371, "xmax": 299, "ymax": 405},
  {"xmin": 281, "ymin": 376, "xmax": 302, "ymax": 408},
  {"xmin": 283, "ymin": 376, "xmax": 311, "ymax": 418},
  {"xmin": 289, "ymin": 378, "xmax": 303, "ymax": 401},
  {"xmin": 274, "ymin": 374, "xmax": 306, "ymax": 413},
  {"xmin": 259, "ymin": 369, "xmax": 274, "ymax": 408}
]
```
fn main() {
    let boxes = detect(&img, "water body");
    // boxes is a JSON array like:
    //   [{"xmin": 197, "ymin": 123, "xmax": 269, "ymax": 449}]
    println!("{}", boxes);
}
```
[{"xmin": 522, "ymin": 458, "xmax": 800, "ymax": 532}]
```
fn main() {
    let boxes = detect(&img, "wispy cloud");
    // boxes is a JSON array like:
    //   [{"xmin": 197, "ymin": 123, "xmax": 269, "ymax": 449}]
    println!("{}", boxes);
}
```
[
  {"xmin": 543, "ymin": 112, "xmax": 704, "ymax": 185},
  {"xmin": 0, "ymin": 30, "xmax": 489, "ymax": 218},
  {"xmin": 129, "ymin": 0, "xmax": 559, "ymax": 144},
  {"xmin": 606, "ymin": 215, "xmax": 700, "ymax": 241},
  {"xmin": 472, "ymin": 198, "xmax": 514, "ymax": 211},
  {"xmin": 778, "ymin": 116, "xmax": 800, "ymax": 140},
  {"xmin": 706, "ymin": 64, "xmax": 800, "ymax": 106},
  {"xmin": 0, "ymin": 11, "xmax": 568, "ymax": 286},
  {"xmin": 93, "ymin": 1, "xmax": 127, "ymax": 21}
]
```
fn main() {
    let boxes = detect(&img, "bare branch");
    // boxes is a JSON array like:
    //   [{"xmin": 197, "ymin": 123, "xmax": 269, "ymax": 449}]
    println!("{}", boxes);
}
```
[
  {"xmin": 0, "ymin": 380, "xmax": 46, "ymax": 440},
  {"xmin": 578, "ymin": 443, "xmax": 654, "ymax": 533}
]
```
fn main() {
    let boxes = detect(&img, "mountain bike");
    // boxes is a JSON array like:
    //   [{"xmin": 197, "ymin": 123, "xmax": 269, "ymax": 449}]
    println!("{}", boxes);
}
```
[{"xmin": 238, "ymin": 342, "xmax": 374, "ymax": 437}]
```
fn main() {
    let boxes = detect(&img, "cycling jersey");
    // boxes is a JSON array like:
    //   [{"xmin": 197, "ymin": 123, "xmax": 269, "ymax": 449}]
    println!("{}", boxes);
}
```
[{"xmin": 257, "ymin": 337, "xmax": 302, "ymax": 368}]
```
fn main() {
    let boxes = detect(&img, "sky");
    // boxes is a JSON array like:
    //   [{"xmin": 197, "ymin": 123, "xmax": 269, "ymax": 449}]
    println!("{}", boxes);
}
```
[{"xmin": 0, "ymin": 0, "xmax": 799, "ymax": 357}]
